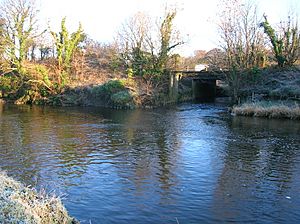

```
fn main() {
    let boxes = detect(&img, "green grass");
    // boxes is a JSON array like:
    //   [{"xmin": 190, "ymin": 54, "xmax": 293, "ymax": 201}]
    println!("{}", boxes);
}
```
[{"xmin": 0, "ymin": 172, "xmax": 78, "ymax": 224}]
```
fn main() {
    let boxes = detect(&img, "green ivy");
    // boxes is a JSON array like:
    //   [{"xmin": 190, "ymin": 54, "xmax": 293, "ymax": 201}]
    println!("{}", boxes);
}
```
[
  {"xmin": 260, "ymin": 15, "xmax": 300, "ymax": 67},
  {"xmin": 51, "ymin": 17, "xmax": 84, "ymax": 86}
]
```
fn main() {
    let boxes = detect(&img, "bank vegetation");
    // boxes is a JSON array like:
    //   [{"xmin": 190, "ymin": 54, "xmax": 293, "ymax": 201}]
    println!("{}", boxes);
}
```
[
  {"xmin": 0, "ymin": 0, "xmax": 186, "ymax": 108},
  {"xmin": 232, "ymin": 101, "xmax": 300, "ymax": 119},
  {"xmin": 0, "ymin": 0, "xmax": 299, "ymax": 114},
  {"xmin": 0, "ymin": 172, "xmax": 77, "ymax": 224}
]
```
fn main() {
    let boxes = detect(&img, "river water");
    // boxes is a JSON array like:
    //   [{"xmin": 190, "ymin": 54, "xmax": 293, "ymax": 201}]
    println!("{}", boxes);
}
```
[{"xmin": 0, "ymin": 102, "xmax": 299, "ymax": 223}]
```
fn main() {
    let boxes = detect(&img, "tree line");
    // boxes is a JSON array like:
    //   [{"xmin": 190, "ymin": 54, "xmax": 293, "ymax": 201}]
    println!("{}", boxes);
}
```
[
  {"xmin": 217, "ymin": 0, "xmax": 300, "ymax": 102},
  {"xmin": 0, "ymin": 0, "xmax": 299, "ymax": 104}
]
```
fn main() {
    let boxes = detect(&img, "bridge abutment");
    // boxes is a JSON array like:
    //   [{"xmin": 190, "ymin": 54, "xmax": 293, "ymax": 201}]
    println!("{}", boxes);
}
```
[
  {"xmin": 168, "ymin": 70, "xmax": 225, "ymax": 101},
  {"xmin": 169, "ymin": 72, "xmax": 180, "ymax": 100}
]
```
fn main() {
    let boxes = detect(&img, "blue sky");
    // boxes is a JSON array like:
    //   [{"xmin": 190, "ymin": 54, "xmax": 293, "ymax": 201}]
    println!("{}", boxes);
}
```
[{"xmin": 2, "ymin": 0, "xmax": 300, "ymax": 56}]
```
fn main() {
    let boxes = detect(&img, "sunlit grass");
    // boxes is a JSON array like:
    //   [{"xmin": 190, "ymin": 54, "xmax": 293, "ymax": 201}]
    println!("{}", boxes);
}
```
[
  {"xmin": 232, "ymin": 101, "xmax": 300, "ymax": 119},
  {"xmin": 0, "ymin": 172, "xmax": 78, "ymax": 224}
]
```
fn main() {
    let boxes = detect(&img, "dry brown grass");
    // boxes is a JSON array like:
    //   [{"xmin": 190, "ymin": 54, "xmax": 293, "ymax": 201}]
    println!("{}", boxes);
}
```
[
  {"xmin": 0, "ymin": 172, "xmax": 78, "ymax": 224},
  {"xmin": 25, "ymin": 58, "xmax": 123, "ymax": 88},
  {"xmin": 232, "ymin": 102, "xmax": 300, "ymax": 119}
]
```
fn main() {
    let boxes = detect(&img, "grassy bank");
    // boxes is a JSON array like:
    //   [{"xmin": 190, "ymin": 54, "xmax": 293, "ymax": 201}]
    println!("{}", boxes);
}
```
[
  {"xmin": 229, "ymin": 66, "xmax": 300, "ymax": 119},
  {"xmin": 239, "ymin": 66, "xmax": 300, "ymax": 100},
  {"xmin": 232, "ymin": 101, "xmax": 300, "ymax": 119},
  {"xmin": 0, "ymin": 172, "xmax": 78, "ymax": 224}
]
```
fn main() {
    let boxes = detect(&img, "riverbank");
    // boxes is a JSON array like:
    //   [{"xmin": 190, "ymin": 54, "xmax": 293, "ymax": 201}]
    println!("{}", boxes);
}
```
[
  {"xmin": 239, "ymin": 66, "xmax": 300, "ymax": 101},
  {"xmin": 232, "ymin": 101, "xmax": 300, "ymax": 119},
  {"xmin": 1, "ymin": 66, "xmax": 299, "ymax": 111},
  {"xmin": 0, "ymin": 172, "xmax": 77, "ymax": 224},
  {"xmin": 44, "ymin": 77, "xmax": 182, "ymax": 109},
  {"xmin": 0, "ymin": 74, "xmax": 192, "ymax": 109},
  {"xmin": 231, "ymin": 66, "xmax": 300, "ymax": 119}
]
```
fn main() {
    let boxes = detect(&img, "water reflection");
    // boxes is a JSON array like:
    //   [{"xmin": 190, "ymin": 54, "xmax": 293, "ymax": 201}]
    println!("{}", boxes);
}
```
[
  {"xmin": 212, "ymin": 116, "xmax": 300, "ymax": 223},
  {"xmin": 0, "ymin": 105, "xmax": 182, "ymax": 199},
  {"xmin": 0, "ymin": 104, "xmax": 300, "ymax": 223},
  {"xmin": 0, "ymin": 102, "xmax": 3, "ymax": 114}
]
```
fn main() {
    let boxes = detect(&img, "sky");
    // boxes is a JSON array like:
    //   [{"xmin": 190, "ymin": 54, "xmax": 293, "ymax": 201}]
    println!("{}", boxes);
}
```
[{"xmin": 3, "ymin": 0, "xmax": 300, "ymax": 56}]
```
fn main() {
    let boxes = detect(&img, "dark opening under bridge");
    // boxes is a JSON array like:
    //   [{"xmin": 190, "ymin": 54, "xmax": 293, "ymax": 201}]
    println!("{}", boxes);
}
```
[{"xmin": 169, "ymin": 70, "xmax": 227, "ymax": 100}]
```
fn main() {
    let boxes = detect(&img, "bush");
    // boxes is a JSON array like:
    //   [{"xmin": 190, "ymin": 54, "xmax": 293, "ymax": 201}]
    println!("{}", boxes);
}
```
[
  {"xmin": 111, "ymin": 90, "xmax": 133, "ymax": 105},
  {"xmin": 0, "ymin": 64, "xmax": 55, "ymax": 104},
  {"xmin": 91, "ymin": 79, "xmax": 137, "ymax": 107},
  {"xmin": 0, "ymin": 75, "xmax": 23, "ymax": 98},
  {"xmin": 35, "ymin": 64, "xmax": 52, "ymax": 87},
  {"xmin": 92, "ymin": 79, "xmax": 126, "ymax": 97}
]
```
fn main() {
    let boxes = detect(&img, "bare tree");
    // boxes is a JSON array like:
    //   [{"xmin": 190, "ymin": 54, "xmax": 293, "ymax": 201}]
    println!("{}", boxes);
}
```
[
  {"xmin": 181, "ymin": 50, "xmax": 208, "ymax": 70},
  {"xmin": 204, "ymin": 48, "xmax": 227, "ymax": 70},
  {"xmin": 0, "ymin": 0, "xmax": 42, "ymax": 73},
  {"xmin": 84, "ymin": 38, "xmax": 121, "ymax": 72},
  {"xmin": 117, "ymin": 12, "xmax": 154, "ymax": 76},
  {"xmin": 117, "ymin": 9, "xmax": 183, "ymax": 79},
  {"xmin": 218, "ymin": 0, "xmax": 265, "ymax": 70},
  {"xmin": 217, "ymin": 0, "xmax": 266, "ymax": 103},
  {"xmin": 0, "ymin": 18, "xmax": 7, "ymax": 71}
]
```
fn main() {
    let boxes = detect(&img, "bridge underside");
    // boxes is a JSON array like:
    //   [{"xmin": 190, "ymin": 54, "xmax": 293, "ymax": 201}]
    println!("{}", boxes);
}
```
[
  {"xmin": 192, "ymin": 79, "xmax": 217, "ymax": 100},
  {"xmin": 169, "ymin": 71, "xmax": 226, "ymax": 101}
]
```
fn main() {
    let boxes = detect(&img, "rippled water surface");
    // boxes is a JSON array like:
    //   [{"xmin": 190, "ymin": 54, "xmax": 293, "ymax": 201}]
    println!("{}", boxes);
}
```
[{"xmin": 0, "ymin": 102, "xmax": 300, "ymax": 223}]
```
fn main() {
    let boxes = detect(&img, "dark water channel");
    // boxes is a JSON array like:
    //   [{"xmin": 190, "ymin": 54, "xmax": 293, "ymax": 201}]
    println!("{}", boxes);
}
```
[{"xmin": 0, "ymin": 102, "xmax": 300, "ymax": 223}]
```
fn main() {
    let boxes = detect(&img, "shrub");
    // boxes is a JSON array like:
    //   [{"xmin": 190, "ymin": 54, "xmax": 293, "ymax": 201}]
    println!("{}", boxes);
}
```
[
  {"xmin": 0, "ymin": 75, "xmax": 22, "ymax": 98},
  {"xmin": 92, "ymin": 79, "xmax": 126, "ymax": 97},
  {"xmin": 91, "ymin": 79, "xmax": 137, "ymax": 107},
  {"xmin": 111, "ymin": 90, "xmax": 133, "ymax": 105}
]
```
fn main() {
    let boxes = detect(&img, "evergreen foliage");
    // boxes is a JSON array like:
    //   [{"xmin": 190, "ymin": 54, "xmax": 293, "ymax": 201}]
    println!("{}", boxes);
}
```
[
  {"xmin": 51, "ymin": 17, "xmax": 84, "ymax": 85},
  {"xmin": 158, "ymin": 11, "xmax": 179, "ymax": 71},
  {"xmin": 260, "ymin": 15, "xmax": 300, "ymax": 67},
  {"xmin": 119, "ymin": 9, "xmax": 183, "ymax": 80}
]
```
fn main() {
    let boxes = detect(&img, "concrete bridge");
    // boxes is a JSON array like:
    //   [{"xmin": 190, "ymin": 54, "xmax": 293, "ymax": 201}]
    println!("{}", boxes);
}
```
[{"xmin": 169, "ymin": 70, "xmax": 227, "ymax": 100}]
